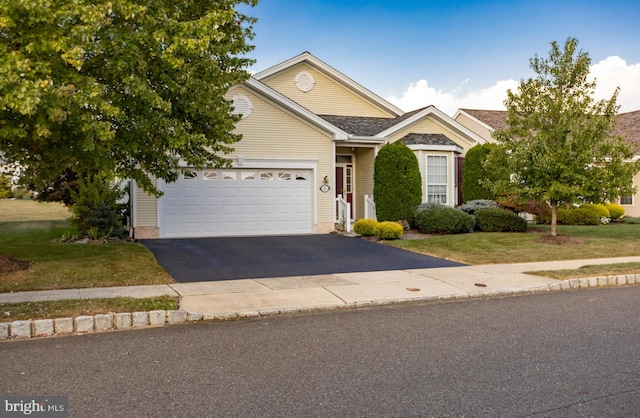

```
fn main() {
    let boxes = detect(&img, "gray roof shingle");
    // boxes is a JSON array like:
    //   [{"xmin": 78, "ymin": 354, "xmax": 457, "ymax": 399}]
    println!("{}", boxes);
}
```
[{"xmin": 399, "ymin": 133, "xmax": 459, "ymax": 147}]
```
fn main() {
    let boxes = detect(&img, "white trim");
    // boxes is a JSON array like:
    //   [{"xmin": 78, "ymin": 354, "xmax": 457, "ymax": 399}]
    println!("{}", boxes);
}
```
[
  {"xmin": 254, "ymin": 52, "xmax": 404, "ymax": 117},
  {"xmin": 377, "ymin": 106, "xmax": 486, "ymax": 145},
  {"xmin": 405, "ymin": 144, "xmax": 463, "ymax": 153}
]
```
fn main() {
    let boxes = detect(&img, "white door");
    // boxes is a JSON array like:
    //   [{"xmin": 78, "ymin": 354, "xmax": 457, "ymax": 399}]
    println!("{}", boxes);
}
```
[{"xmin": 159, "ymin": 168, "xmax": 313, "ymax": 238}]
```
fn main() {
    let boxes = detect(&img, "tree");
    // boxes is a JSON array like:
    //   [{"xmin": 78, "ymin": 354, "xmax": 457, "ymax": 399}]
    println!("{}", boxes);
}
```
[
  {"xmin": 486, "ymin": 38, "xmax": 639, "ymax": 237},
  {"xmin": 373, "ymin": 141, "xmax": 422, "ymax": 223},
  {"xmin": 0, "ymin": 0, "xmax": 257, "ymax": 197},
  {"xmin": 461, "ymin": 143, "xmax": 507, "ymax": 202}
]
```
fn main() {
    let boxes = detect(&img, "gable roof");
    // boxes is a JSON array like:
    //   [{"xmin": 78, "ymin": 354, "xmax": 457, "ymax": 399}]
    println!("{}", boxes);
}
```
[
  {"xmin": 455, "ymin": 109, "xmax": 509, "ymax": 132},
  {"xmin": 615, "ymin": 110, "xmax": 640, "ymax": 151},
  {"xmin": 399, "ymin": 133, "xmax": 460, "ymax": 147},
  {"xmin": 239, "ymin": 78, "xmax": 350, "ymax": 141},
  {"xmin": 254, "ymin": 52, "xmax": 404, "ymax": 117},
  {"xmin": 458, "ymin": 108, "xmax": 640, "ymax": 151}
]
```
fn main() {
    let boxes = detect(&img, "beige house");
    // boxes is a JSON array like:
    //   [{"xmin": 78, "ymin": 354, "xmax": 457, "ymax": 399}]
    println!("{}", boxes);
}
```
[
  {"xmin": 132, "ymin": 52, "xmax": 486, "ymax": 239},
  {"xmin": 454, "ymin": 108, "xmax": 640, "ymax": 216}
]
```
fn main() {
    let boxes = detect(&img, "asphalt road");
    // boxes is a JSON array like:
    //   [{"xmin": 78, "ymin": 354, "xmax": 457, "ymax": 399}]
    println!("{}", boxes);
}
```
[{"xmin": 2, "ymin": 287, "xmax": 640, "ymax": 417}]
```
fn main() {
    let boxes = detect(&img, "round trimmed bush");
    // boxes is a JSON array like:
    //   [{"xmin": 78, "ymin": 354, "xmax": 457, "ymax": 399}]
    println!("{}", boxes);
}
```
[
  {"xmin": 354, "ymin": 219, "xmax": 378, "ymax": 236},
  {"xmin": 579, "ymin": 203, "xmax": 610, "ymax": 219},
  {"xmin": 414, "ymin": 206, "xmax": 474, "ymax": 235},
  {"xmin": 475, "ymin": 208, "xmax": 528, "ymax": 232},
  {"xmin": 558, "ymin": 207, "xmax": 599, "ymax": 225},
  {"xmin": 605, "ymin": 203, "xmax": 624, "ymax": 220},
  {"xmin": 374, "ymin": 221, "xmax": 404, "ymax": 240},
  {"xmin": 458, "ymin": 199, "xmax": 500, "ymax": 215}
]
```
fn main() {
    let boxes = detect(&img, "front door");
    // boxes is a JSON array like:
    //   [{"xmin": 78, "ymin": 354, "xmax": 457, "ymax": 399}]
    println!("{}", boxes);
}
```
[{"xmin": 336, "ymin": 163, "xmax": 354, "ymax": 218}]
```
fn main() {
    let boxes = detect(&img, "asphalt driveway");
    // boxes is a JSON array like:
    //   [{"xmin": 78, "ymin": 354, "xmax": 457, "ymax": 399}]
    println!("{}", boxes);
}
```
[{"xmin": 140, "ymin": 234, "xmax": 465, "ymax": 283}]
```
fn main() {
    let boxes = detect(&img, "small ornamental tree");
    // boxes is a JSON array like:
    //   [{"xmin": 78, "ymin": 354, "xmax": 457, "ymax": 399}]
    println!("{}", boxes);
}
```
[
  {"xmin": 373, "ymin": 141, "xmax": 422, "ymax": 222},
  {"xmin": 462, "ymin": 144, "xmax": 507, "ymax": 202},
  {"xmin": 486, "ymin": 38, "xmax": 640, "ymax": 237}
]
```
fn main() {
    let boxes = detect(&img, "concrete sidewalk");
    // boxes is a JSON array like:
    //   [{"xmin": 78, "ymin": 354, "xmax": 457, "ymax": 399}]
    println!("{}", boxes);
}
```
[{"xmin": 3, "ymin": 256, "xmax": 640, "ymax": 317}]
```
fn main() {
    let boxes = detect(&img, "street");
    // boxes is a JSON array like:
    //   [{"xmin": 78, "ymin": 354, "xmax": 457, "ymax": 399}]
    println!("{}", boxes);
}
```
[{"xmin": 2, "ymin": 287, "xmax": 640, "ymax": 417}]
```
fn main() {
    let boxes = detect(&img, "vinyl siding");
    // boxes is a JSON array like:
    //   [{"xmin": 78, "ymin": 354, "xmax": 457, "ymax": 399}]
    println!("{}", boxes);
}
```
[
  {"xmin": 454, "ymin": 113, "xmax": 495, "ymax": 143},
  {"xmin": 227, "ymin": 86, "xmax": 336, "ymax": 225},
  {"xmin": 260, "ymin": 63, "xmax": 395, "ymax": 118},
  {"xmin": 134, "ymin": 178, "xmax": 157, "ymax": 227},
  {"xmin": 354, "ymin": 147, "xmax": 376, "ymax": 219}
]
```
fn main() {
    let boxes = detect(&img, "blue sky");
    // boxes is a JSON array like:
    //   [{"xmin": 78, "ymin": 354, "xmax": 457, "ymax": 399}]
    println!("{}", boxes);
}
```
[{"xmin": 240, "ymin": 0, "xmax": 640, "ymax": 115}]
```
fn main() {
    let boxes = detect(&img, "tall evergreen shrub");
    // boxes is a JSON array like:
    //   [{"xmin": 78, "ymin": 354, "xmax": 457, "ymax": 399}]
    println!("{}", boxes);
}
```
[
  {"xmin": 461, "ymin": 144, "xmax": 506, "ymax": 202},
  {"xmin": 373, "ymin": 142, "xmax": 422, "ymax": 222}
]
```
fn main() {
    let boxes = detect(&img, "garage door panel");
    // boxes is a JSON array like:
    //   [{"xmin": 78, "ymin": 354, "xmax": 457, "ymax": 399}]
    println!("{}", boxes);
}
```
[{"xmin": 159, "ymin": 168, "xmax": 313, "ymax": 238}]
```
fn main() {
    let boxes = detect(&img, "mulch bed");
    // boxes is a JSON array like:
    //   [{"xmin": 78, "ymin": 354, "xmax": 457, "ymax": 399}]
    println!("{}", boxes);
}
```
[{"xmin": 0, "ymin": 254, "xmax": 31, "ymax": 276}]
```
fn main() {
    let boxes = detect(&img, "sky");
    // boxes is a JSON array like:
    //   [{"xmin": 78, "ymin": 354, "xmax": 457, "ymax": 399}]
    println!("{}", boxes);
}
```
[{"xmin": 239, "ymin": 0, "xmax": 640, "ymax": 116}]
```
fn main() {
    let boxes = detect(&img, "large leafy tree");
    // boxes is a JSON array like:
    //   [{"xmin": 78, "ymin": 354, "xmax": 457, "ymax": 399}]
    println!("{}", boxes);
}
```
[
  {"xmin": 486, "ymin": 38, "xmax": 639, "ymax": 236},
  {"xmin": 0, "ymin": 0, "xmax": 257, "ymax": 197}
]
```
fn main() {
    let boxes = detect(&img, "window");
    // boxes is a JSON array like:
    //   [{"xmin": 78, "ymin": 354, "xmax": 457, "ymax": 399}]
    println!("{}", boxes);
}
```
[
  {"xmin": 620, "ymin": 195, "xmax": 633, "ymax": 205},
  {"xmin": 241, "ymin": 172, "xmax": 256, "ymax": 181},
  {"xmin": 222, "ymin": 171, "xmax": 236, "ymax": 180},
  {"xmin": 426, "ymin": 155, "xmax": 448, "ymax": 204},
  {"xmin": 295, "ymin": 172, "xmax": 309, "ymax": 181},
  {"xmin": 182, "ymin": 169, "xmax": 197, "ymax": 180},
  {"xmin": 278, "ymin": 172, "xmax": 292, "ymax": 181},
  {"xmin": 260, "ymin": 172, "xmax": 273, "ymax": 181},
  {"xmin": 203, "ymin": 171, "xmax": 218, "ymax": 181}
]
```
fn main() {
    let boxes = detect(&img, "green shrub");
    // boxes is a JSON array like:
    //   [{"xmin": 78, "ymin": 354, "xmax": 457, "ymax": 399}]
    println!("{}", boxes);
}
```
[
  {"xmin": 373, "ymin": 142, "xmax": 422, "ymax": 223},
  {"xmin": 0, "ymin": 175, "xmax": 12, "ymax": 198},
  {"xmin": 373, "ymin": 221, "xmax": 404, "ymax": 240},
  {"xmin": 458, "ymin": 199, "xmax": 500, "ymax": 215},
  {"xmin": 354, "ymin": 219, "xmax": 378, "ymax": 236},
  {"xmin": 622, "ymin": 216, "xmax": 640, "ymax": 224},
  {"xmin": 580, "ymin": 203, "xmax": 610, "ymax": 219},
  {"xmin": 414, "ymin": 206, "xmax": 474, "ymax": 235},
  {"xmin": 474, "ymin": 208, "xmax": 528, "ymax": 232},
  {"xmin": 557, "ymin": 207, "xmax": 599, "ymax": 225},
  {"xmin": 605, "ymin": 203, "xmax": 624, "ymax": 220},
  {"xmin": 68, "ymin": 174, "xmax": 125, "ymax": 238},
  {"xmin": 461, "ymin": 143, "xmax": 507, "ymax": 202}
]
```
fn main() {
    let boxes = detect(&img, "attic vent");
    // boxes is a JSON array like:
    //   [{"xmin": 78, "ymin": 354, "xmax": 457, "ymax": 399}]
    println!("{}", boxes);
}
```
[
  {"xmin": 295, "ymin": 71, "xmax": 315, "ymax": 92},
  {"xmin": 231, "ymin": 94, "xmax": 252, "ymax": 119}
]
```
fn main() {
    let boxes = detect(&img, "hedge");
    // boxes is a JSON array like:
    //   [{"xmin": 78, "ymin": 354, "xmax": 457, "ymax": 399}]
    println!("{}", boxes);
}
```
[
  {"xmin": 474, "ymin": 208, "xmax": 528, "ymax": 232},
  {"xmin": 414, "ymin": 206, "xmax": 474, "ymax": 235}
]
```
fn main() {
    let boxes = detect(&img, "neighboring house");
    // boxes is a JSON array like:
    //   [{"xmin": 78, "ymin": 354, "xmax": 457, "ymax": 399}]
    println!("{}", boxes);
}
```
[
  {"xmin": 131, "ymin": 52, "xmax": 486, "ymax": 239},
  {"xmin": 454, "ymin": 108, "xmax": 640, "ymax": 216},
  {"xmin": 0, "ymin": 153, "xmax": 21, "ymax": 190}
]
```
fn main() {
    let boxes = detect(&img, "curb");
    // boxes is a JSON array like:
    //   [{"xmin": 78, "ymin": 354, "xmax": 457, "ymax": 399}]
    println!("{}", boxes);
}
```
[{"xmin": 1, "ymin": 274, "xmax": 638, "ymax": 340}]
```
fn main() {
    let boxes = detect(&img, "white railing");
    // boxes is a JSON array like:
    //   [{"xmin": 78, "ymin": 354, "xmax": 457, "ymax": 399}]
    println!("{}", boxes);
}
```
[
  {"xmin": 336, "ymin": 194, "xmax": 351, "ymax": 233},
  {"xmin": 364, "ymin": 194, "xmax": 376, "ymax": 220}
]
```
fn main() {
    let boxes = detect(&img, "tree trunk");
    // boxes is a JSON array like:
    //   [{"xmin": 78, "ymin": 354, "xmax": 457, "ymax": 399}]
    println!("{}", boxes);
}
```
[{"xmin": 550, "ymin": 202, "xmax": 558, "ymax": 237}]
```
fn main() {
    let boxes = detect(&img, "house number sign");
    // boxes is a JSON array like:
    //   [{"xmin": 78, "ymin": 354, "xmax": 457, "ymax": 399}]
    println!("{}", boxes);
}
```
[{"xmin": 320, "ymin": 184, "xmax": 331, "ymax": 193}]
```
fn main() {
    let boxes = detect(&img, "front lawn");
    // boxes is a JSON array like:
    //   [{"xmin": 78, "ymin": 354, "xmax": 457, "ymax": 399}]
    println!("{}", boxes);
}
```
[
  {"xmin": 0, "ymin": 201, "xmax": 174, "ymax": 292},
  {"xmin": 387, "ymin": 224, "xmax": 640, "ymax": 265}
]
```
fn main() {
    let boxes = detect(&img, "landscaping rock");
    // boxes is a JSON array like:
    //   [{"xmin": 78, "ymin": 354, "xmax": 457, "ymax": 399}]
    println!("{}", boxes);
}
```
[
  {"xmin": 75, "ymin": 316, "xmax": 94, "ymax": 333},
  {"xmin": 132, "ymin": 312, "xmax": 149, "ymax": 327},
  {"xmin": 148, "ymin": 310, "xmax": 166, "ymax": 325},
  {"xmin": 94, "ymin": 314, "xmax": 114, "ymax": 330},
  {"xmin": 11, "ymin": 320, "xmax": 32, "ymax": 338},
  {"xmin": 54, "ymin": 318, "xmax": 74, "ymax": 334},
  {"xmin": 33, "ymin": 319, "xmax": 55, "ymax": 337},
  {"xmin": 114, "ymin": 313, "xmax": 132, "ymax": 329}
]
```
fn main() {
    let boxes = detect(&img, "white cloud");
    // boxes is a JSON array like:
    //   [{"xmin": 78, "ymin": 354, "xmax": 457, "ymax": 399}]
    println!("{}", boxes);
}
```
[
  {"xmin": 589, "ymin": 56, "xmax": 640, "ymax": 113},
  {"xmin": 388, "ymin": 56, "xmax": 640, "ymax": 116}
]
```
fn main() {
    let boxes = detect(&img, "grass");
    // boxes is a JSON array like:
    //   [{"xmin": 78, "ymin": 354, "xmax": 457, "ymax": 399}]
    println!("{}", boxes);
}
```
[
  {"xmin": 526, "ymin": 262, "xmax": 640, "ymax": 280},
  {"xmin": 388, "ymin": 224, "xmax": 640, "ymax": 265},
  {"xmin": 0, "ymin": 200, "xmax": 174, "ymax": 292},
  {"xmin": 0, "ymin": 296, "xmax": 179, "ymax": 322}
]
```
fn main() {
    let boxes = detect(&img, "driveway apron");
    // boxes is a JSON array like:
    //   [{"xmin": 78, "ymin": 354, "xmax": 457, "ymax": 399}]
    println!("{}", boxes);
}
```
[{"xmin": 140, "ymin": 234, "xmax": 465, "ymax": 283}]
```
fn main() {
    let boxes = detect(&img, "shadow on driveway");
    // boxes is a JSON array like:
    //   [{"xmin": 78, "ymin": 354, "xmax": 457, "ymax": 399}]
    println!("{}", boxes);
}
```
[{"xmin": 140, "ymin": 234, "xmax": 465, "ymax": 283}]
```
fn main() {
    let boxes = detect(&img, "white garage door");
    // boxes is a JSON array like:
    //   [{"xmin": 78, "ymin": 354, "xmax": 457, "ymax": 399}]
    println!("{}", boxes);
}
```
[{"xmin": 159, "ymin": 168, "xmax": 313, "ymax": 238}]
